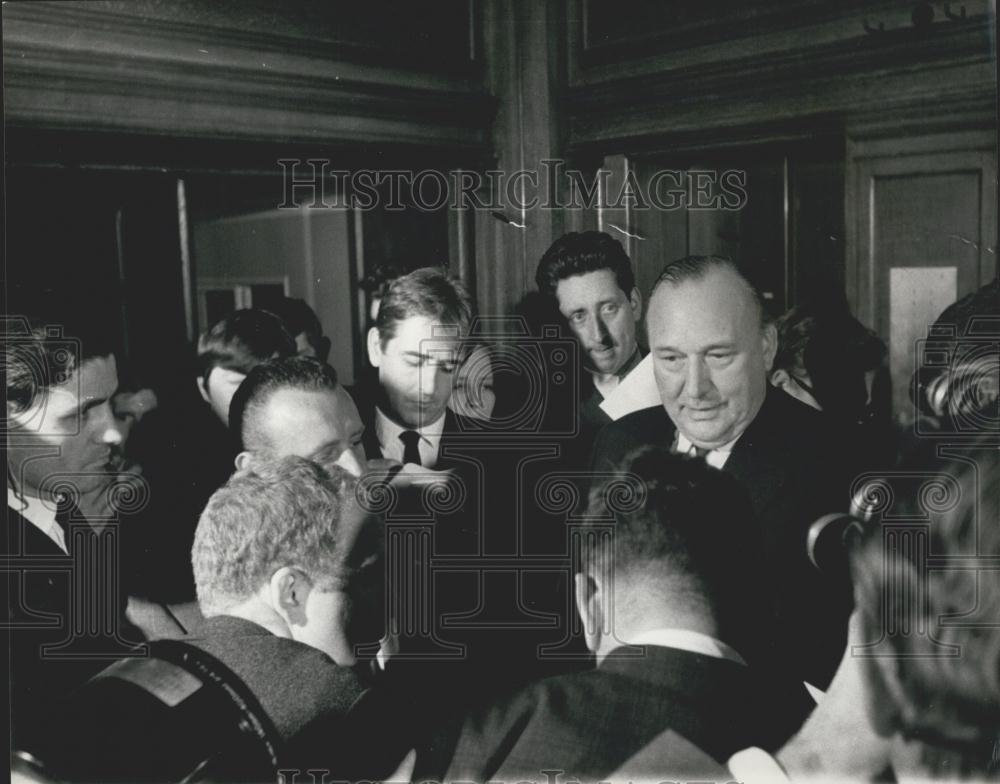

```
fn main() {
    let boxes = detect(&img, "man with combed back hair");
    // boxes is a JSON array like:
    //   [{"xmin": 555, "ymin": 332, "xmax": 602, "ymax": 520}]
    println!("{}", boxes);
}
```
[
  {"xmin": 228, "ymin": 355, "xmax": 367, "ymax": 477},
  {"xmin": 592, "ymin": 255, "xmax": 856, "ymax": 689}
]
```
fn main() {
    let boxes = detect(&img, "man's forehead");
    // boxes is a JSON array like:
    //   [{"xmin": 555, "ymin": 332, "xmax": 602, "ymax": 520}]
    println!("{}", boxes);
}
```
[
  {"xmin": 68, "ymin": 354, "xmax": 119, "ymax": 398},
  {"xmin": 555, "ymin": 268, "xmax": 622, "ymax": 305}
]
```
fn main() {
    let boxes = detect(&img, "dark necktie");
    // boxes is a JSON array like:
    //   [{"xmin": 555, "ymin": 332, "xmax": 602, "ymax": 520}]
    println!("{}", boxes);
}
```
[
  {"xmin": 399, "ymin": 430, "xmax": 422, "ymax": 466},
  {"xmin": 691, "ymin": 446, "xmax": 711, "ymax": 459}
]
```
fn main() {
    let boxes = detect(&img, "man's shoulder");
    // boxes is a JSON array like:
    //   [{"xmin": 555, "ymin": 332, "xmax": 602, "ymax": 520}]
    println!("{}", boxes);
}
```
[{"xmin": 591, "ymin": 405, "xmax": 673, "ymax": 470}]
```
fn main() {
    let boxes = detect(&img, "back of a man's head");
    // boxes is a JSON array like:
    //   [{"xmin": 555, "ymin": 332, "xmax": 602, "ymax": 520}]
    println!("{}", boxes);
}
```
[
  {"xmin": 191, "ymin": 456, "xmax": 356, "ymax": 617},
  {"xmin": 373, "ymin": 267, "xmax": 473, "ymax": 345},
  {"xmin": 584, "ymin": 446, "xmax": 764, "ymax": 652},
  {"xmin": 228, "ymin": 356, "xmax": 339, "ymax": 451},
  {"xmin": 267, "ymin": 297, "xmax": 329, "ymax": 361},
  {"xmin": 850, "ymin": 439, "xmax": 1000, "ymax": 777},
  {"xmin": 535, "ymin": 231, "xmax": 635, "ymax": 298},
  {"xmin": 196, "ymin": 309, "xmax": 295, "ymax": 382}
]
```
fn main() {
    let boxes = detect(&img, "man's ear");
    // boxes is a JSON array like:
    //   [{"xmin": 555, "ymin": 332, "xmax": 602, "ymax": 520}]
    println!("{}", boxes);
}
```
[
  {"xmin": 574, "ymin": 572, "xmax": 602, "ymax": 654},
  {"xmin": 268, "ymin": 566, "xmax": 310, "ymax": 627},
  {"xmin": 366, "ymin": 327, "xmax": 383, "ymax": 368},
  {"xmin": 234, "ymin": 451, "xmax": 253, "ymax": 472},
  {"xmin": 196, "ymin": 375, "xmax": 211, "ymax": 404},
  {"xmin": 628, "ymin": 287, "xmax": 642, "ymax": 321},
  {"xmin": 770, "ymin": 368, "xmax": 791, "ymax": 390},
  {"xmin": 761, "ymin": 322, "xmax": 778, "ymax": 372}
]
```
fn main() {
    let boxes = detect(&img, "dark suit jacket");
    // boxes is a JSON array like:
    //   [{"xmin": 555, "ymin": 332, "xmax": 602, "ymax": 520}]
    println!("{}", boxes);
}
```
[
  {"xmin": 185, "ymin": 615, "xmax": 367, "ymax": 742},
  {"xmin": 348, "ymin": 384, "xmax": 587, "ymax": 703},
  {"xmin": 591, "ymin": 389, "xmax": 856, "ymax": 687},
  {"xmin": 4, "ymin": 504, "xmax": 144, "ymax": 744},
  {"xmin": 428, "ymin": 645, "xmax": 809, "ymax": 783},
  {"xmin": 350, "ymin": 382, "xmax": 476, "ymax": 473}
]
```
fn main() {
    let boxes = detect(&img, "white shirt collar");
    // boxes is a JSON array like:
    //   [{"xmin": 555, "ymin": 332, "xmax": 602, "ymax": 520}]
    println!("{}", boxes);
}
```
[
  {"xmin": 675, "ymin": 431, "xmax": 740, "ymax": 469},
  {"xmin": 7, "ymin": 488, "xmax": 67, "ymax": 553},
  {"xmin": 625, "ymin": 628, "xmax": 748, "ymax": 666},
  {"xmin": 374, "ymin": 406, "xmax": 447, "ymax": 468}
]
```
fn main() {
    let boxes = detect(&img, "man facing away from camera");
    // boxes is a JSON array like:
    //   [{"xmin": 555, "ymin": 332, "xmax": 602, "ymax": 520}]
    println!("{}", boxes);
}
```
[{"xmin": 422, "ymin": 448, "xmax": 812, "ymax": 784}]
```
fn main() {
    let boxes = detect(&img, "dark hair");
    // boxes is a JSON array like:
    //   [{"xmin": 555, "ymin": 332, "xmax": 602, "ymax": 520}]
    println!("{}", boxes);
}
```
[
  {"xmin": 374, "ymin": 267, "xmax": 473, "ymax": 346},
  {"xmin": 196, "ymin": 309, "xmax": 295, "ymax": 386},
  {"xmin": 584, "ymin": 446, "xmax": 764, "ymax": 647},
  {"xmin": 4, "ymin": 313, "xmax": 118, "ymax": 416},
  {"xmin": 228, "ymin": 356, "xmax": 340, "ymax": 451},
  {"xmin": 268, "ymin": 297, "xmax": 323, "ymax": 343},
  {"xmin": 535, "ymin": 231, "xmax": 635, "ymax": 299},
  {"xmin": 774, "ymin": 303, "xmax": 886, "ymax": 377},
  {"xmin": 850, "ymin": 440, "xmax": 1000, "ymax": 776},
  {"xmin": 650, "ymin": 255, "xmax": 768, "ymax": 327}
]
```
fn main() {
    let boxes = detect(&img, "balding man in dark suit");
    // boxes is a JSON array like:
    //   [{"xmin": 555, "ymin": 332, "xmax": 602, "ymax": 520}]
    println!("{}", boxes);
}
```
[
  {"xmin": 592, "ymin": 255, "xmax": 855, "ymax": 689},
  {"xmin": 420, "ymin": 448, "xmax": 812, "ymax": 783}
]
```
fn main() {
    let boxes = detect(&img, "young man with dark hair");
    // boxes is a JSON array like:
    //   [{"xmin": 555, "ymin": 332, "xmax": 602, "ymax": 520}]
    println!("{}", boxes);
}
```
[
  {"xmin": 361, "ymin": 267, "xmax": 474, "ymax": 469},
  {"xmin": 195, "ymin": 308, "xmax": 296, "ymax": 425},
  {"xmin": 4, "ymin": 312, "xmax": 144, "ymax": 739},
  {"xmin": 535, "ymin": 231, "xmax": 645, "ymax": 455}
]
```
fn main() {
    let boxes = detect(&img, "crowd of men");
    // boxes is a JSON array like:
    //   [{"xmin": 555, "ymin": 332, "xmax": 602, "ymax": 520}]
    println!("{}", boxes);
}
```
[{"xmin": 4, "ymin": 232, "xmax": 999, "ymax": 782}]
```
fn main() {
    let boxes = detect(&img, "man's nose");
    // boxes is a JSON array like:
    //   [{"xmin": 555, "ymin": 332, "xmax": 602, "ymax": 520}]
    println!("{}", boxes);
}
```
[
  {"xmin": 685, "ymin": 358, "xmax": 712, "ymax": 398},
  {"xmin": 94, "ymin": 405, "xmax": 124, "ymax": 446},
  {"xmin": 419, "ymin": 365, "xmax": 440, "ymax": 396}
]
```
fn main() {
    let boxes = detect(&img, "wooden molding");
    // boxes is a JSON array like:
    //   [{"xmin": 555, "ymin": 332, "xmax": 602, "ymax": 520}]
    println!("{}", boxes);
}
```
[
  {"xmin": 3, "ymin": 1, "xmax": 494, "ymax": 151},
  {"xmin": 566, "ymin": 12, "xmax": 996, "ymax": 151}
]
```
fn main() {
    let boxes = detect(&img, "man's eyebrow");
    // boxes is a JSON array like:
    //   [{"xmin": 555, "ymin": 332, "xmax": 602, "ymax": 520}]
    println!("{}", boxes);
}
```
[{"xmin": 80, "ymin": 393, "xmax": 113, "ymax": 413}]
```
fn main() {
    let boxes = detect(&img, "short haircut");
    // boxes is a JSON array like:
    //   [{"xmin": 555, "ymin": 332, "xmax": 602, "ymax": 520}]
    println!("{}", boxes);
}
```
[
  {"xmin": 584, "ymin": 446, "xmax": 764, "ymax": 643},
  {"xmin": 196, "ymin": 309, "xmax": 295, "ymax": 385},
  {"xmin": 850, "ymin": 439, "xmax": 1000, "ymax": 770},
  {"xmin": 4, "ymin": 313, "xmax": 118, "ymax": 417},
  {"xmin": 192, "ymin": 456, "xmax": 358, "ymax": 615},
  {"xmin": 374, "ymin": 267, "xmax": 473, "ymax": 345},
  {"xmin": 650, "ymin": 255, "xmax": 768, "ymax": 328},
  {"xmin": 228, "ymin": 356, "xmax": 340, "ymax": 451},
  {"xmin": 535, "ymin": 231, "xmax": 635, "ymax": 299},
  {"xmin": 268, "ymin": 297, "xmax": 323, "ymax": 343}
]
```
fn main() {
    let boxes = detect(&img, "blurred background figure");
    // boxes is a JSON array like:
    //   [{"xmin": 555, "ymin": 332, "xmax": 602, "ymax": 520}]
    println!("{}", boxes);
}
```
[
  {"xmin": 850, "ymin": 437, "xmax": 1000, "ymax": 781},
  {"xmin": 771, "ymin": 301, "xmax": 889, "ymax": 422},
  {"xmin": 359, "ymin": 262, "xmax": 406, "ymax": 328},
  {"xmin": 448, "ymin": 342, "xmax": 496, "ymax": 422},
  {"xmin": 771, "ymin": 301, "xmax": 894, "ymax": 467},
  {"xmin": 910, "ymin": 277, "xmax": 999, "ymax": 430},
  {"xmin": 269, "ymin": 296, "xmax": 332, "ymax": 363}
]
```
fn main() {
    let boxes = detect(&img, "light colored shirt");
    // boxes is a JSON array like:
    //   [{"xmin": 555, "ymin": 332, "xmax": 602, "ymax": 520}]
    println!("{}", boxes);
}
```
[
  {"xmin": 675, "ymin": 431, "xmax": 739, "ymax": 470},
  {"xmin": 626, "ymin": 627, "xmax": 748, "ymax": 666},
  {"xmin": 7, "ymin": 488, "xmax": 67, "ymax": 553},
  {"xmin": 374, "ymin": 407, "xmax": 447, "ymax": 468}
]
